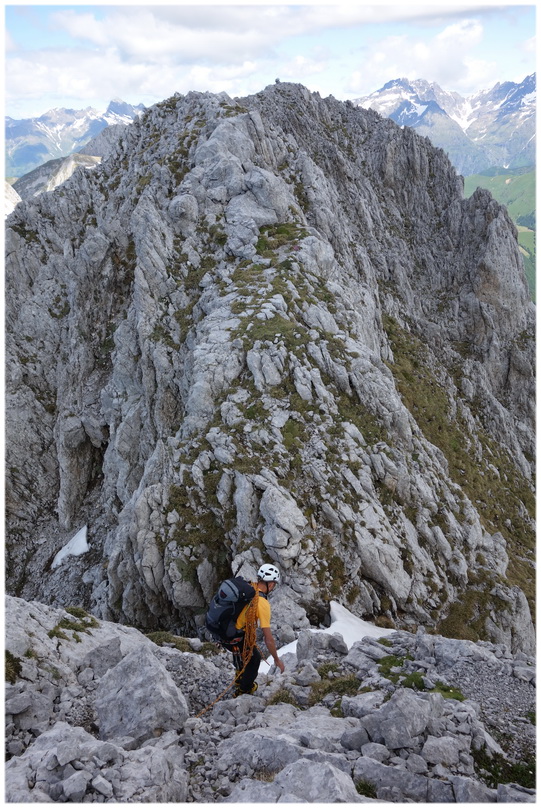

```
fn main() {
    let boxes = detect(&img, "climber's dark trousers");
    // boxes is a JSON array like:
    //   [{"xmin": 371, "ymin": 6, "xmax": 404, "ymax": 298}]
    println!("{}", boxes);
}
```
[{"xmin": 231, "ymin": 635, "xmax": 261, "ymax": 692}]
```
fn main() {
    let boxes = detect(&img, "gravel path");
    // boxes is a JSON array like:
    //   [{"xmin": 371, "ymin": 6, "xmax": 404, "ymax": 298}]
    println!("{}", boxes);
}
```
[{"xmin": 448, "ymin": 657, "xmax": 535, "ymax": 762}]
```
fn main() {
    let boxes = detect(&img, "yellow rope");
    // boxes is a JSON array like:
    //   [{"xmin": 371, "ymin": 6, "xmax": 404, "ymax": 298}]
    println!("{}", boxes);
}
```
[{"xmin": 195, "ymin": 587, "xmax": 261, "ymax": 718}]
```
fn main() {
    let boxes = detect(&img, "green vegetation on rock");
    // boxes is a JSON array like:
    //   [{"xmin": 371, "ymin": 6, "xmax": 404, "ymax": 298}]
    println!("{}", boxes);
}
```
[
  {"xmin": 473, "ymin": 747, "xmax": 535, "ymax": 790},
  {"xmin": 147, "ymin": 630, "xmax": 219, "ymax": 657},
  {"xmin": 5, "ymin": 650, "xmax": 22, "ymax": 684},
  {"xmin": 48, "ymin": 612, "xmax": 99, "ymax": 642},
  {"xmin": 383, "ymin": 314, "xmax": 535, "ymax": 632}
]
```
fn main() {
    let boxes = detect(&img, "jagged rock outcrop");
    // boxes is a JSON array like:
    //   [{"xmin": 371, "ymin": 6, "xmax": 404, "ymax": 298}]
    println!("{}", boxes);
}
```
[
  {"xmin": 5, "ymin": 595, "xmax": 535, "ymax": 802},
  {"xmin": 77, "ymin": 122, "xmax": 129, "ymax": 159},
  {"xmin": 12, "ymin": 154, "xmax": 102, "ymax": 201},
  {"xmin": 5, "ymin": 83, "xmax": 535, "ymax": 652}
]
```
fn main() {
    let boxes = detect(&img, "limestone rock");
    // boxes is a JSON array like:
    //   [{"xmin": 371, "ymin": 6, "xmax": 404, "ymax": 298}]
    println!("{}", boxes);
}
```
[
  {"xmin": 4, "ymin": 82, "xmax": 535, "ymax": 658},
  {"xmin": 5, "ymin": 722, "xmax": 188, "ymax": 803},
  {"xmin": 274, "ymin": 758, "xmax": 364, "ymax": 802},
  {"xmin": 4, "ymin": 592, "xmax": 536, "ymax": 803},
  {"xmin": 95, "ymin": 645, "xmax": 189, "ymax": 743}
]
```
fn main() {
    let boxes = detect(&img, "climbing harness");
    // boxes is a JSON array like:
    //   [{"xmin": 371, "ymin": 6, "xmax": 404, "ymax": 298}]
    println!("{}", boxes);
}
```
[{"xmin": 196, "ymin": 588, "xmax": 262, "ymax": 718}]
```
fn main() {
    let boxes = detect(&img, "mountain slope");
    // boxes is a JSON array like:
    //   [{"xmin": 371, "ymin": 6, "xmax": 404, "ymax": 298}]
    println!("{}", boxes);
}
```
[
  {"xmin": 5, "ymin": 99, "xmax": 144, "ymax": 178},
  {"xmin": 5, "ymin": 180, "xmax": 22, "ymax": 217},
  {"xmin": 355, "ymin": 75, "xmax": 536, "ymax": 175},
  {"xmin": 465, "ymin": 74, "xmax": 536, "ymax": 169},
  {"xmin": 5, "ymin": 83, "xmax": 535, "ymax": 654},
  {"xmin": 12, "ymin": 154, "xmax": 101, "ymax": 201},
  {"xmin": 12, "ymin": 123, "xmax": 129, "ymax": 201}
]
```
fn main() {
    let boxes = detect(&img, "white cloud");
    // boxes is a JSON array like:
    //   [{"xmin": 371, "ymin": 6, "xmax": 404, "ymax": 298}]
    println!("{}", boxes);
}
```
[
  {"xmin": 49, "ymin": 4, "xmax": 484, "ymax": 64},
  {"xmin": 5, "ymin": 5, "xmax": 536, "ymax": 116},
  {"xmin": 345, "ymin": 18, "xmax": 498, "ymax": 97},
  {"xmin": 6, "ymin": 49, "xmax": 163, "ymax": 111},
  {"xmin": 5, "ymin": 30, "xmax": 18, "ymax": 53},
  {"xmin": 523, "ymin": 35, "xmax": 536, "ymax": 54},
  {"xmin": 50, "ymin": 6, "xmax": 281, "ymax": 64},
  {"xmin": 280, "ymin": 53, "xmax": 330, "ymax": 81},
  {"xmin": 5, "ymin": 43, "xmax": 270, "ymax": 115},
  {"xmin": 51, "ymin": 10, "xmax": 110, "ymax": 47}
]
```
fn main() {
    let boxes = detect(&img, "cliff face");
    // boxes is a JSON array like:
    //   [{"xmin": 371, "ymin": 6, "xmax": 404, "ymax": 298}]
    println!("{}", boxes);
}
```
[{"xmin": 5, "ymin": 83, "xmax": 535, "ymax": 652}]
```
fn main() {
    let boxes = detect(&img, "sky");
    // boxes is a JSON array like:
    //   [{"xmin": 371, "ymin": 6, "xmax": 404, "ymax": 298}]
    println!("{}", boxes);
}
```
[{"xmin": 3, "ymin": 2, "xmax": 538, "ymax": 119}]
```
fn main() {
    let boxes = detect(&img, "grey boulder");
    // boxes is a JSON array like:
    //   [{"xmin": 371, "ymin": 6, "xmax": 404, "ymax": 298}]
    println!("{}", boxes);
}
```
[
  {"xmin": 5, "ymin": 721, "xmax": 188, "ymax": 803},
  {"xmin": 95, "ymin": 644, "xmax": 189, "ymax": 743},
  {"xmin": 275, "ymin": 758, "xmax": 367, "ymax": 802}
]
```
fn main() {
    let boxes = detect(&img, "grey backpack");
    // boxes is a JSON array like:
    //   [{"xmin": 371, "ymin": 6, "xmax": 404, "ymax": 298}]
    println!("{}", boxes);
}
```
[{"xmin": 205, "ymin": 577, "xmax": 256, "ymax": 641}]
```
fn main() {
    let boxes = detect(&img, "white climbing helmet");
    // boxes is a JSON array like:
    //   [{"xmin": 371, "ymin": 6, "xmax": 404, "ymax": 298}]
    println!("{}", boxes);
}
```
[{"xmin": 257, "ymin": 563, "xmax": 281, "ymax": 583}]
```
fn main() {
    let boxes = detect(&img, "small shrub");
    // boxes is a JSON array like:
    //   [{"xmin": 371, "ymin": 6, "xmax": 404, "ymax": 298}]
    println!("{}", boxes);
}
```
[
  {"xmin": 47, "ymin": 626, "xmax": 69, "ymax": 641},
  {"xmin": 267, "ymin": 688, "xmax": 298, "ymax": 706},
  {"xmin": 473, "ymin": 748, "xmax": 536, "ymax": 790},
  {"xmin": 332, "ymin": 675, "xmax": 361, "ymax": 696},
  {"xmin": 309, "ymin": 673, "xmax": 360, "ymax": 705},
  {"xmin": 66, "ymin": 606, "xmax": 93, "ymax": 620},
  {"xmin": 253, "ymin": 769, "xmax": 276, "ymax": 782},
  {"xmin": 48, "ymin": 612, "xmax": 99, "ymax": 642},
  {"xmin": 45, "ymin": 666, "xmax": 61, "ymax": 680},
  {"xmin": 356, "ymin": 780, "xmax": 377, "ymax": 799},
  {"xmin": 136, "ymin": 174, "xmax": 151, "ymax": 191},
  {"xmin": 433, "ymin": 681, "xmax": 465, "ymax": 701},
  {"xmin": 5, "ymin": 650, "xmax": 22, "ymax": 684},
  {"xmin": 401, "ymin": 671, "xmax": 426, "ymax": 690},
  {"xmin": 374, "ymin": 615, "xmax": 396, "ymax": 629},
  {"xmin": 317, "ymin": 661, "xmax": 340, "ymax": 678},
  {"xmin": 378, "ymin": 654, "xmax": 407, "ymax": 682},
  {"xmin": 60, "ymin": 614, "xmax": 99, "ymax": 631},
  {"xmin": 330, "ymin": 699, "xmax": 344, "ymax": 717},
  {"xmin": 147, "ymin": 631, "xmax": 220, "ymax": 657}
]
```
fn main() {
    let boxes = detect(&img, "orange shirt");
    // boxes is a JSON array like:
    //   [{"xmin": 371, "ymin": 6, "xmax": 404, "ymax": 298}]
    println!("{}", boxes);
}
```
[{"xmin": 235, "ymin": 587, "xmax": 271, "ymax": 630}]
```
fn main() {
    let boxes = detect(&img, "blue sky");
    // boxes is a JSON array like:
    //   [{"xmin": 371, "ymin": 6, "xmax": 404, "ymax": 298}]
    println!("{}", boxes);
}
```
[{"xmin": 4, "ymin": 2, "xmax": 537, "ymax": 118}]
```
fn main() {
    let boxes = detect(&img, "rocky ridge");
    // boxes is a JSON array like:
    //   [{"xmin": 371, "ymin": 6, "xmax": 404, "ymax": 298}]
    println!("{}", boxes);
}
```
[
  {"xmin": 5, "ymin": 83, "xmax": 535, "ymax": 651},
  {"xmin": 5, "ymin": 595, "xmax": 535, "ymax": 803}
]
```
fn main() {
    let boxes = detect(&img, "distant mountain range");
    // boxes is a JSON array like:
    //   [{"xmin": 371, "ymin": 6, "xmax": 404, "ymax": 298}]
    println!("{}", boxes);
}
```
[
  {"xmin": 354, "ymin": 74, "xmax": 535, "ymax": 176},
  {"xmin": 6, "ymin": 76, "xmax": 535, "ymax": 181},
  {"xmin": 6, "ymin": 99, "xmax": 145, "ymax": 178}
]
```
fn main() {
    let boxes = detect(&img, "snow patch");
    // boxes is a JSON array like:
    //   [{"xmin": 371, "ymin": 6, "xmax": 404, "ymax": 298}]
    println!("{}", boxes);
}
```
[
  {"xmin": 520, "ymin": 91, "xmax": 536, "ymax": 106},
  {"xmin": 260, "ymin": 600, "xmax": 395, "ymax": 674},
  {"xmin": 51, "ymin": 526, "xmax": 89, "ymax": 569},
  {"xmin": 449, "ymin": 101, "xmax": 476, "ymax": 132},
  {"xmin": 410, "ymin": 102, "xmax": 428, "ymax": 117}
]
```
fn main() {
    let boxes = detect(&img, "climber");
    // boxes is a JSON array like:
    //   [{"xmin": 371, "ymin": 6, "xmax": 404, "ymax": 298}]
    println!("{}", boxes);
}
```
[{"xmin": 230, "ymin": 563, "xmax": 285, "ymax": 696}]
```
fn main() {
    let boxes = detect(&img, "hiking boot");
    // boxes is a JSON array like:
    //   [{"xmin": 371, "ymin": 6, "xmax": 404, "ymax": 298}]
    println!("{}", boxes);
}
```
[{"xmin": 234, "ymin": 682, "xmax": 258, "ymax": 697}]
